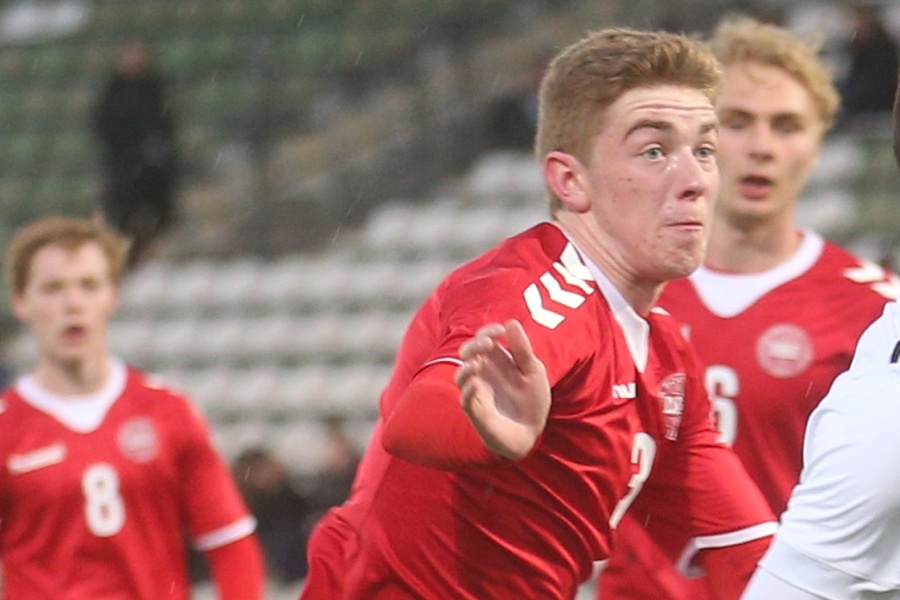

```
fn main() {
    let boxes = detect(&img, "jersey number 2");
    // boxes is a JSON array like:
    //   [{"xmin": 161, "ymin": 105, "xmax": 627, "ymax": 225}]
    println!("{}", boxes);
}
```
[
  {"xmin": 82, "ymin": 463, "xmax": 126, "ymax": 537},
  {"xmin": 609, "ymin": 432, "xmax": 656, "ymax": 528}
]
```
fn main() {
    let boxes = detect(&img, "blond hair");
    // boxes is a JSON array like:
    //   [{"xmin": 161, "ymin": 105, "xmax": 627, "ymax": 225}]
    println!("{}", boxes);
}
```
[
  {"xmin": 709, "ymin": 16, "xmax": 840, "ymax": 130},
  {"xmin": 5, "ymin": 216, "xmax": 129, "ymax": 295},
  {"xmin": 536, "ymin": 27, "xmax": 722, "ymax": 210}
]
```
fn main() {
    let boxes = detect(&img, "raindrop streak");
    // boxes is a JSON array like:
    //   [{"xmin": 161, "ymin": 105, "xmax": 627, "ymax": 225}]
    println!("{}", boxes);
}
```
[{"xmin": 355, "ymin": 52, "xmax": 363, "ymax": 66}]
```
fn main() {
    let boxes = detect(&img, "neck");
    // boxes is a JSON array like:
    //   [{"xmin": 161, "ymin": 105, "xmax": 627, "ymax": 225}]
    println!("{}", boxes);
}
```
[
  {"xmin": 705, "ymin": 215, "xmax": 802, "ymax": 274},
  {"xmin": 554, "ymin": 213, "xmax": 661, "ymax": 315},
  {"xmin": 32, "ymin": 355, "xmax": 113, "ymax": 396}
]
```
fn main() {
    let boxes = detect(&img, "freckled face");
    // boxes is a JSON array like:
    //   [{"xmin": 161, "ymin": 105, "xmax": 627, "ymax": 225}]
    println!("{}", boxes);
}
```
[{"xmin": 583, "ymin": 85, "xmax": 720, "ymax": 282}]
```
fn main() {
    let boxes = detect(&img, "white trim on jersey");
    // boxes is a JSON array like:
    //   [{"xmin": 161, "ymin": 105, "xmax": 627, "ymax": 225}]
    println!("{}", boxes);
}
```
[
  {"xmin": 580, "ymin": 246, "xmax": 650, "ymax": 373},
  {"xmin": 16, "ymin": 358, "xmax": 128, "ymax": 432},
  {"xmin": 193, "ymin": 515, "xmax": 258, "ymax": 551},
  {"xmin": 690, "ymin": 230, "xmax": 824, "ymax": 318},
  {"xmin": 675, "ymin": 521, "xmax": 779, "ymax": 577},
  {"xmin": 422, "ymin": 357, "xmax": 463, "ymax": 370}
]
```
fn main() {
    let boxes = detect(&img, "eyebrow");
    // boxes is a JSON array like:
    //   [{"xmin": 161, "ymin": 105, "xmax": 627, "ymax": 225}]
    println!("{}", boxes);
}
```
[
  {"xmin": 719, "ymin": 107, "xmax": 802, "ymax": 121},
  {"xmin": 625, "ymin": 119, "xmax": 718, "ymax": 138},
  {"xmin": 625, "ymin": 119, "xmax": 672, "ymax": 137}
]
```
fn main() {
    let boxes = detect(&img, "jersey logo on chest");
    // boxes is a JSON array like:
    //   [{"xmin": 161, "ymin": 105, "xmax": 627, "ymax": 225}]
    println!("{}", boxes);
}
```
[
  {"xmin": 117, "ymin": 417, "xmax": 159, "ymax": 463},
  {"xmin": 659, "ymin": 373, "xmax": 686, "ymax": 441},
  {"xmin": 756, "ymin": 323, "xmax": 813, "ymax": 378}
]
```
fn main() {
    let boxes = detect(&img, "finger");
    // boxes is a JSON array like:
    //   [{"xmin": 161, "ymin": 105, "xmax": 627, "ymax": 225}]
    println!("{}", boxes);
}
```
[
  {"xmin": 459, "ymin": 323, "xmax": 507, "ymax": 359},
  {"xmin": 502, "ymin": 319, "xmax": 543, "ymax": 376},
  {"xmin": 455, "ymin": 358, "xmax": 483, "ymax": 388}
]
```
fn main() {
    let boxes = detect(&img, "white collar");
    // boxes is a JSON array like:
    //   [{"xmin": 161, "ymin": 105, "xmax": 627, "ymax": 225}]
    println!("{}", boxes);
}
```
[
  {"xmin": 16, "ymin": 359, "xmax": 128, "ymax": 433},
  {"xmin": 688, "ymin": 230, "xmax": 823, "ymax": 318},
  {"xmin": 560, "ymin": 231, "xmax": 649, "ymax": 372}
]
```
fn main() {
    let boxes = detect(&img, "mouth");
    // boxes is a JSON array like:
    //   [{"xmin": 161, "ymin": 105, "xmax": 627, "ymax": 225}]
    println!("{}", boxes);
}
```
[
  {"xmin": 61, "ymin": 325, "xmax": 87, "ymax": 342},
  {"xmin": 738, "ymin": 175, "xmax": 774, "ymax": 199},
  {"xmin": 669, "ymin": 218, "xmax": 704, "ymax": 230}
]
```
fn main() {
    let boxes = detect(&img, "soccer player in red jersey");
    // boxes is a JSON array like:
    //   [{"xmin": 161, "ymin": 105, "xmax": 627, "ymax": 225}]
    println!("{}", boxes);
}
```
[
  {"xmin": 300, "ymin": 27, "xmax": 776, "ymax": 600},
  {"xmin": 598, "ymin": 18, "xmax": 899, "ymax": 600},
  {"xmin": 741, "ymin": 75, "xmax": 900, "ymax": 600},
  {"xmin": 0, "ymin": 217, "xmax": 265, "ymax": 600}
]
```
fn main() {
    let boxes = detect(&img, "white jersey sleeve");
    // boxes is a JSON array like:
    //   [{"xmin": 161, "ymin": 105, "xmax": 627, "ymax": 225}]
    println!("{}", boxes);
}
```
[{"xmin": 747, "ymin": 301, "xmax": 900, "ymax": 599}]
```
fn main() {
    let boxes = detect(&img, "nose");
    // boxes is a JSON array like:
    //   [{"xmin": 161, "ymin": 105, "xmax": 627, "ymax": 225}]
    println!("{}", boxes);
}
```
[
  {"xmin": 747, "ymin": 123, "xmax": 774, "ymax": 160},
  {"xmin": 673, "ymin": 148, "xmax": 716, "ymax": 202},
  {"xmin": 62, "ymin": 286, "xmax": 87, "ymax": 312}
]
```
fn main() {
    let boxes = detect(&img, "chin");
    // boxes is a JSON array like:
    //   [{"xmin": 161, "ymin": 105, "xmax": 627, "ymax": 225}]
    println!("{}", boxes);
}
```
[{"xmin": 663, "ymin": 256, "xmax": 703, "ymax": 281}]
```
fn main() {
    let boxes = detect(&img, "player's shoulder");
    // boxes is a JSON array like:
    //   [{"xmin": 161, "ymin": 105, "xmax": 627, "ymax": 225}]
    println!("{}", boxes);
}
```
[
  {"xmin": 448, "ymin": 222, "xmax": 598, "ymax": 315},
  {"xmin": 648, "ymin": 306, "xmax": 689, "ymax": 341},
  {"xmin": 817, "ymin": 241, "xmax": 900, "ymax": 301},
  {"xmin": 454, "ymin": 222, "xmax": 566, "ymax": 278},
  {"xmin": 124, "ymin": 367, "xmax": 195, "ymax": 408}
]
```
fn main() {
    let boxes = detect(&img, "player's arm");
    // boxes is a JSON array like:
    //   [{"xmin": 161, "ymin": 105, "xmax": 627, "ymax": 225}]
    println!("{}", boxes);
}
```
[
  {"xmin": 382, "ymin": 361, "xmax": 498, "ymax": 468},
  {"xmin": 205, "ymin": 534, "xmax": 266, "ymax": 600},
  {"xmin": 383, "ymin": 319, "xmax": 551, "ymax": 468},
  {"xmin": 696, "ymin": 537, "xmax": 771, "ymax": 600}
]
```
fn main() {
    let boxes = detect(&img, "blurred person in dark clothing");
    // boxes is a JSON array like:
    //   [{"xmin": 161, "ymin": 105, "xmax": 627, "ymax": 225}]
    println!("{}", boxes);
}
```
[
  {"xmin": 92, "ymin": 39, "xmax": 179, "ymax": 267},
  {"xmin": 306, "ymin": 416, "xmax": 360, "ymax": 513},
  {"xmin": 838, "ymin": 3, "xmax": 899, "ymax": 125},
  {"xmin": 233, "ymin": 447, "xmax": 311, "ymax": 583}
]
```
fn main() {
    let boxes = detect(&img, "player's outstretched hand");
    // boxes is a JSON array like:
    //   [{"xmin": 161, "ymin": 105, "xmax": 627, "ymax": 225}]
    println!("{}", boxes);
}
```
[{"xmin": 456, "ymin": 319, "xmax": 550, "ymax": 460}]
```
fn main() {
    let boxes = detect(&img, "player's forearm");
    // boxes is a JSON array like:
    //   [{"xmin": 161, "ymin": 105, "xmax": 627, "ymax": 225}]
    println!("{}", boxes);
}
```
[
  {"xmin": 206, "ymin": 534, "xmax": 266, "ymax": 600},
  {"xmin": 382, "ymin": 365, "xmax": 498, "ymax": 469}
]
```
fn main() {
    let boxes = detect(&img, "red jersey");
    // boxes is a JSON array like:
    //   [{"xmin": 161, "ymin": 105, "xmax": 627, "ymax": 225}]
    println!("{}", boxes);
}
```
[
  {"xmin": 301, "ymin": 223, "xmax": 775, "ymax": 600},
  {"xmin": 0, "ymin": 361, "xmax": 256, "ymax": 600},
  {"xmin": 599, "ymin": 231, "xmax": 899, "ymax": 599}
]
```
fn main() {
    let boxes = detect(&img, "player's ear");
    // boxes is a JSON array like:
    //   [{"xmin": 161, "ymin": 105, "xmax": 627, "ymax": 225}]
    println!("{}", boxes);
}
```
[
  {"xmin": 543, "ymin": 150, "xmax": 590, "ymax": 213},
  {"xmin": 11, "ymin": 293, "xmax": 29, "ymax": 323}
]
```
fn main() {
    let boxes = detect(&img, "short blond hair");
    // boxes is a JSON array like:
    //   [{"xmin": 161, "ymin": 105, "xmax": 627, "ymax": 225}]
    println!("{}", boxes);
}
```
[
  {"xmin": 709, "ymin": 17, "xmax": 840, "ymax": 131},
  {"xmin": 536, "ymin": 27, "xmax": 722, "ymax": 210},
  {"xmin": 5, "ymin": 216, "xmax": 129, "ymax": 295}
]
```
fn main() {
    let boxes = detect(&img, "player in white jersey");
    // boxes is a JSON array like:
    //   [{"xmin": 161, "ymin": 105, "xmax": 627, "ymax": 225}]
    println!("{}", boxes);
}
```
[
  {"xmin": 742, "ymin": 299, "xmax": 900, "ymax": 599},
  {"xmin": 740, "ymin": 68, "xmax": 900, "ymax": 600}
]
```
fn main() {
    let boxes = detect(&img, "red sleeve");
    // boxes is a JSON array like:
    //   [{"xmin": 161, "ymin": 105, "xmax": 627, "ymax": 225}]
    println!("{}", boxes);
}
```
[
  {"xmin": 206, "ymin": 534, "xmax": 266, "ymax": 600},
  {"xmin": 176, "ymin": 398, "xmax": 257, "ymax": 541},
  {"xmin": 382, "ymin": 362, "xmax": 499, "ymax": 469},
  {"xmin": 697, "ymin": 535, "xmax": 772, "ymax": 600}
]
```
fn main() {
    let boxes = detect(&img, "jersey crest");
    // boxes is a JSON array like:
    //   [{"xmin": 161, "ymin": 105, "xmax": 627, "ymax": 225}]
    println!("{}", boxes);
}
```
[
  {"xmin": 756, "ymin": 323, "xmax": 813, "ymax": 378},
  {"xmin": 659, "ymin": 373, "xmax": 686, "ymax": 441},
  {"xmin": 117, "ymin": 417, "xmax": 159, "ymax": 463}
]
